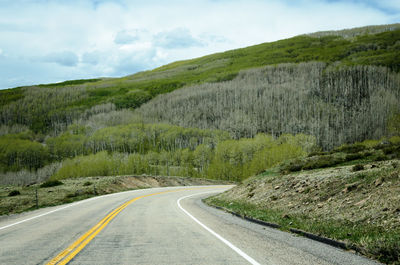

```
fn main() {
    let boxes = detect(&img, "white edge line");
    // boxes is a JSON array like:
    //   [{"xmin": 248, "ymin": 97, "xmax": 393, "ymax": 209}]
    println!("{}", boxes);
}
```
[
  {"xmin": 177, "ymin": 191, "xmax": 261, "ymax": 265},
  {"xmin": 0, "ymin": 185, "xmax": 226, "ymax": 231}
]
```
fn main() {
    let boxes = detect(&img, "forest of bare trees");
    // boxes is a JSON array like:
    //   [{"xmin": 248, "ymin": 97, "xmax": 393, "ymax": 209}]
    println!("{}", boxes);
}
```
[{"xmin": 138, "ymin": 62, "xmax": 400, "ymax": 149}]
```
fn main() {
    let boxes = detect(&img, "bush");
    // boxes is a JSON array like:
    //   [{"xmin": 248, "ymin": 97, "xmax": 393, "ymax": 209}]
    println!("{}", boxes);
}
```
[
  {"xmin": 8, "ymin": 190, "xmax": 20, "ymax": 196},
  {"xmin": 334, "ymin": 143, "xmax": 366, "ymax": 154},
  {"xmin": 280, "ymin": 153, "xmax": 347, "ymax": 173},
  {"xmin": 286, "ymin": 159, "xmax": 304, "ymax": 172},
  {"xmin": 345, "ymin": 152, "xmax": 364, "ymax": 161},
  {"xmin": 83, "ymin": 181, "xmax": 92, "ymax": 186},
  {"xmin": 374, "ymin": 154, "xmax": 389, "ymax": 161},
  {"xmin": 303, "ymin": 156, "xmax": 336, "ymax": 170},
  {"xmin": 382, "ymin": 144, "xmax": 400, "ymax": 155},
  {"xmin": 352, "ymin": 164, "xmax": 364, "ymax": 171},
  {"xmin": 40, "ymin": 179, "xmax": 63, "ymax": 188},
  {"xmin": 307, "ymin": 151, "xmax": 328, "ymax": 157}
]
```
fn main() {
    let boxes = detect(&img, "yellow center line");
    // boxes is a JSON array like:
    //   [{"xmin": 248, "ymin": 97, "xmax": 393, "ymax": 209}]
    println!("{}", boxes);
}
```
[{"xmin": 46, "ymin": 186, "xmax": 223, "ymax": 265}]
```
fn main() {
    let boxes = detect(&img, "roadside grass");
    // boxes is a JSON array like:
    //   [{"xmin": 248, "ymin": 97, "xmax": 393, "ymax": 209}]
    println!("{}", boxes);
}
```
[{"xmin": 205, "ymin": 197, "xmax": 400, "ymax": 264}]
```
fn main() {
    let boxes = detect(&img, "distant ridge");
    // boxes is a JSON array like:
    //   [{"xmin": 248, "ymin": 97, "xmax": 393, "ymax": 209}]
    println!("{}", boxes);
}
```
[{"xmin": 305, "ymin": 23, "xmax": 400, "ymax": 38}]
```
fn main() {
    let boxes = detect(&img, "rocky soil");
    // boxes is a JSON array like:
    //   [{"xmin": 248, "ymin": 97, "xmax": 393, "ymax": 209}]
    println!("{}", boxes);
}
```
[{"xmin": 216, "ymin": 159, "xmax": 400, "ymax": 232}]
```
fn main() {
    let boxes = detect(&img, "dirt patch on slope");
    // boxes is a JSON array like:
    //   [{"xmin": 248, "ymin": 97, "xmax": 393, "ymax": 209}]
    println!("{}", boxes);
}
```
[{"xmin": 217, "ymin": 160, "xmax": 400, "ymax": 230}]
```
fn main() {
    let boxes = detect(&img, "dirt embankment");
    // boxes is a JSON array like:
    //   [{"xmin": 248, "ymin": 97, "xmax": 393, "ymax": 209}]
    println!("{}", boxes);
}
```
[
  {"xmin": 210, "ymin": 160, "xmax": 400, "ymax": 264},
  {"xmin": 219, "ymin": 160, "xmax": 400, "ymax": 230}
]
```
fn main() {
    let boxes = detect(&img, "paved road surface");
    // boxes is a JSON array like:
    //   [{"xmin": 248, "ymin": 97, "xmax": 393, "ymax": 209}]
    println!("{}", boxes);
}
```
[{"xmin": 0, "ymin": 186, "xmax": 379, "ymax": 264}]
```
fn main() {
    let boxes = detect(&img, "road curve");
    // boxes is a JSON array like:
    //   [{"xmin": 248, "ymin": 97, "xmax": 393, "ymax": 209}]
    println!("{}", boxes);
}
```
[{"xmin": 0, "ymin": 185, "xmax": 379, "ymax": 265}]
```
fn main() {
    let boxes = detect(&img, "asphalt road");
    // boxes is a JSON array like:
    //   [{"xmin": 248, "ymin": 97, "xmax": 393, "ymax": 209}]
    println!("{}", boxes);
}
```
[{"xmin": 0, "ymin": 185, "xmax": 380, "ymax": 265}]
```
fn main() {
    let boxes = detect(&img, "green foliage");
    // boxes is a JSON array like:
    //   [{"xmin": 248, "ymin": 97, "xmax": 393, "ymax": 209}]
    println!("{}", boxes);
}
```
[
  {"xmin": 38, "ymin": 79, "xmax": 101, "ymax": 87},
  {"xmin": 46, "ymin": 133, "xmax": 88, "ymax": 160},
  {"xmin": 8, "ymin": 190, "xmax": 20, "ymax": 196},
  {"xmin": 281, "ymin": 153, "xmax": 345, "ymax": 173},
  {"xmin": 40, "ymin": 179, "xmax": 63, "ymax": 188},
  {"xmin": 0, "ymin": 135, "xmax": 49, "ymax": 172},
  {"xmin": 359, "ymin": 139, "xmax": 380, "ymax": 148},
  {"xmin": 83, "ymin": 181, "xmax": 92, "ymax": 186},
  {"xmin": 390, "ymin": 136, "xmax": 400, "ymax": 144},
  {"xmin": 345, "ymin": 152, "xmax": 366, "ymax": 161},
  {"xmin": 53, "ymin": 151, "xmax": 122, "ymax": 179},
  {"xmin": 206, "ymin": 134, "xmax": 309, "ymax": 181},
  {"xmin": 51, "ymin": 133, "xmax": 310, "ymax": 181},
  {"xmin": 113, "ymin": 90, "xmax": 152, "ymax": 109},
  {"xmin": 388, "ymin": 113, "xmax": 400, "ymax": 135},
  {"xmin": 352, "ymin": 164, "xmax": 365, "ymax": 171},
  {"xmin": 334, "ymin": 143, "xmax": 366, "ymax": 153},
  {"xmin": 281, "ymin": 139, "xmax": 400, "ymax": 173},
  {"xmin": 0, "ymin": 87, "xmax": 24, "ymax": 105}
]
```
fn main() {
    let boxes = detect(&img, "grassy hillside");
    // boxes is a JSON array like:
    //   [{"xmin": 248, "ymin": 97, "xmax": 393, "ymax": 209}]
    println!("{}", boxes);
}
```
[{"xmin": 1, "ymin": 24, "xmax": 400, "ymax": 135}]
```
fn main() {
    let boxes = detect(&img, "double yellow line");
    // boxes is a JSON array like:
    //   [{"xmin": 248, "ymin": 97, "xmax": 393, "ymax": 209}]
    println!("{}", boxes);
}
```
[
  {"xmin": 46, "ymin": 188, "xmax": 206, "ymax": 265},
  {"xmin": 47, "ymin": 189, "xmax": 181, "ymax": 265}
]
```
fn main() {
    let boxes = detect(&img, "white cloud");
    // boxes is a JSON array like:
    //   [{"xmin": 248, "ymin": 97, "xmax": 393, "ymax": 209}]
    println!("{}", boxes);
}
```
[
  {"xmin": 114, "ymin": 30, "xmax": 140, "ymax": 44},
  {"xmin": 0, "ymin": 0, "xmax": 398, "ymax": 89},
  {"xmin": 153, "ymin": 28, "xmax": 203, "ymax": 49},
  {"xmin": 43, "ymin": 51, "xmax": 79, "ymax": 67},
  {"xmin": 82, "ymin": 51, "xmax": 101, "ymax": 65}
]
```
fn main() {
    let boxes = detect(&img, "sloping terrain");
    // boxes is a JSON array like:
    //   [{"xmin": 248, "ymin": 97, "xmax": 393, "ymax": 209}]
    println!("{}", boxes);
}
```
[
  {"xmin": 206, "ymin": 142, "xmax": 400, "ymax": 264},
  {"xmin": 138, "ymin": 62, "xmax": 400, "ymax": 149}
]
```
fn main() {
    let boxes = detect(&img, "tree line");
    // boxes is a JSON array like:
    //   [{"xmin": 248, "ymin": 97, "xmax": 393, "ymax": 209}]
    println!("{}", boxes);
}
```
[
  {"xmin": 0, "ymin": 119, "xmax": 316, "ymax": 183},
  {"xmin": 52, "ymin": 133, "xmax": 314, "ymax": 182}
]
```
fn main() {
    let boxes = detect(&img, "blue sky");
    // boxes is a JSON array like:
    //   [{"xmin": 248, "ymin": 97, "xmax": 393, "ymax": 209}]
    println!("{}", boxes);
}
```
[{"xmin": 0, "ymin": 0, "xmax": 399, "ymax": 89}]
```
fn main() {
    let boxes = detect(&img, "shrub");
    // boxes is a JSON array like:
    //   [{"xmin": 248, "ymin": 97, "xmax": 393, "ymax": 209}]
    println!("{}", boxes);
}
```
[
  {"xmin": 304, "ymin": 154, "xmax": 345, "ymax": 170},
  {"xmin": 303, "ymin": 156, "xmax": 335, "ymax": 170},
  {"xmin": 40, "ymin": 179, "xmax": 63, "ymax": 188},
  {"xmin": 374, "ymin": 154, "xmax": 389, "ymax": 161},
  {"xmin": 334, "ymin": 143, "xmax": 366, "ymax": 154},
  {"xmin": 83, "ymin": 181, "xmax": 92, "ymax": 186},
  {"xmin": 352, "ymin": 164, "xmax": 364, "ymax": 171},
  {"xmin": 286, "ymin": 160, "xmax": 304, "ymax": 172},
  {"xmin": 307, "ymin": 151, "xmax": 328, "ymax": 157},
  {"xmin": 8, "ymin": 190, "xmax": 20, "ymax": 196},
  {"xmin": 389, "ymin": 136, "xmax": 400, "ymax": 144},
  {"xmin": 345, "ymin": 152, "xmax": 364, "ymax": 161}
]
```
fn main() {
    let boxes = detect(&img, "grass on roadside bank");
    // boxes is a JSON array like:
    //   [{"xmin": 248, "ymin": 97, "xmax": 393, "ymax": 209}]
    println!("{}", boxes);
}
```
[
  {"xmin": 0, "ymin": 175, "xmax": 229, "ymax": 216},
  {"xmin": 204, "ymin": 197, "xmax": 400, "ymax": 264}
]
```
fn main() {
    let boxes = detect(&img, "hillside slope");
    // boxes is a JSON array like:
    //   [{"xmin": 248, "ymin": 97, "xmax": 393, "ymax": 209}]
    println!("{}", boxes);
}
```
[
  {"xmin": 1, "ymin": 23, "xmax": 400, "ymax": 135},
  {"xmin": 138, "ymin": 62, "xmax": 400, "ymax": 149}
]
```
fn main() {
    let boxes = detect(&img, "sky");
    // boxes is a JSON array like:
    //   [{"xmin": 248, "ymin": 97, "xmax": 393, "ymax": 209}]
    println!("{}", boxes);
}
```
[{"xmin": 0, "ymin": 0, "xmax": 399, "ymax": 89}]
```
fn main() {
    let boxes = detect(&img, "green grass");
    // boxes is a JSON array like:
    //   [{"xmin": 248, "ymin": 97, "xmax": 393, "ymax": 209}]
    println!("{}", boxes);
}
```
[
  {"xmin": 38, "ymin": 78, "xmax": 102, "ymax": 87},
  {"xmin": 205, "ymin": 197, "xmax": 400, "ymax": 264}
]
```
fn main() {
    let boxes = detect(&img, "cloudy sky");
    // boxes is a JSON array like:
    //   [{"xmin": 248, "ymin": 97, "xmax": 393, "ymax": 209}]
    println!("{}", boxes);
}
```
[{"xmin": 0, "ymin": 0, "xmax": 399, "ymax": 89}]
